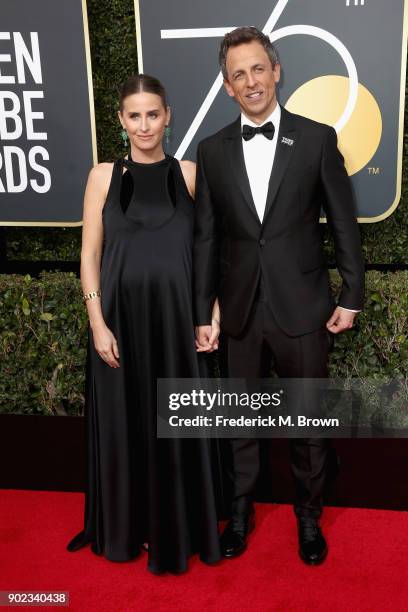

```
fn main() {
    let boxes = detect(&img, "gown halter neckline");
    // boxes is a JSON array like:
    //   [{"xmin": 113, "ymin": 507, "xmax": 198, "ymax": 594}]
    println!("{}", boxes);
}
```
[{"xmin": 124, "ymin": 149, "xmax": 171, "ymax": 167}]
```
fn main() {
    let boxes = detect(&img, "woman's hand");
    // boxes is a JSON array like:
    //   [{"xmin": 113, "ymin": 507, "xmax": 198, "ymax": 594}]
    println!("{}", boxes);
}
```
[
  {"xmin": 195, "ymin": 298, "xmax": 221, "ymax": 353},
  {"xmin": 91, "ymin": 322, "xmax": 120, "ymax": 368},
  {"xmin": 195, "ymin": 323, "xmax": 219, "ymax": 353}
]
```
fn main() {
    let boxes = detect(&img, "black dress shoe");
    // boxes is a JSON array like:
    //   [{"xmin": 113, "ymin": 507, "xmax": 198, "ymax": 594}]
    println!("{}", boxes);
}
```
[
  {"xmin": 297, "ymin": 517, "xmax": 328, "ymax": 565},
  {"xmin": 220, "ymin": 511, "xmax": 255, "ymax": 558}
]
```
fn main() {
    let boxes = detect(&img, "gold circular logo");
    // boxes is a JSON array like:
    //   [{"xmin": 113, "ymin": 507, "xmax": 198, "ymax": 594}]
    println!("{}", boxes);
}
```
[{"xmin": 286, "ymin": 75, "xmax": 382, "ymax": 176}]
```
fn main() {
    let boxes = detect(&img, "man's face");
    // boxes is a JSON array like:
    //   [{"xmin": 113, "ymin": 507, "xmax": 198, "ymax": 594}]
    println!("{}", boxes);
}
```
[{"xmin": 223, "ymin": 40, "xmax": 280, "ymax": 125}]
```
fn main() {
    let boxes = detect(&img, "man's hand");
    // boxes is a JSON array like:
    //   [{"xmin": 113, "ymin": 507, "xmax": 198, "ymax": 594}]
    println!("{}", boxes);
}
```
[
  {"xmin": 195, "ymin": 323, "xmax": 219, "ymax": 353},
  {"xmin": 326, "ymin": 306, "xmax": 357, "ymax": 334}
]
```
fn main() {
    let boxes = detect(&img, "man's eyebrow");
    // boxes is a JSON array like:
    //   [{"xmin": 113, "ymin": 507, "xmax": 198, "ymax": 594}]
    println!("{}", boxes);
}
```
[{"xmin": 232, "ymin": 62, "xmax": 265, "ymax": 77}]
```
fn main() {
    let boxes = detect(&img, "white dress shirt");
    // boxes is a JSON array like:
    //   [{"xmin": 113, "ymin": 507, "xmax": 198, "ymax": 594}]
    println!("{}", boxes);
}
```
[
  {"xmin": 240, "ymin": 103, "xmax": 359, "ymax": 314},
  {"xmin": 241, "ymin": 103, "xmax": 281, "ymax": 223}
]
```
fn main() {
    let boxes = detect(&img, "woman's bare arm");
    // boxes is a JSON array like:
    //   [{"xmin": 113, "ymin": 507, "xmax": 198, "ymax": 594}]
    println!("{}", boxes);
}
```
[
  {"xmin": 81, "ymin": 163, "xmax": 120, "ymax": 368},
  {"xmin": 81, "ymin": 163, "xmax": 110, "ymax": 327},
  {"xmin": 180, "ymin": 160, "xmax": 221, "ymax": 353}
]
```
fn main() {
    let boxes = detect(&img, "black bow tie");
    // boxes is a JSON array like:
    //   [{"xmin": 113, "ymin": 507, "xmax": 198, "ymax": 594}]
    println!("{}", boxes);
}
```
[{"xmin": 242, "ymin": 121, "xmax": 275, "ymax": 141}]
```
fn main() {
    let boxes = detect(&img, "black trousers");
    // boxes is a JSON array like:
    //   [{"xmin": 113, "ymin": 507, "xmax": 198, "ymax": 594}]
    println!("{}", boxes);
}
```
[{"xmin": 220, "ymin": 286, "xmax": 330, "ymax": 519}]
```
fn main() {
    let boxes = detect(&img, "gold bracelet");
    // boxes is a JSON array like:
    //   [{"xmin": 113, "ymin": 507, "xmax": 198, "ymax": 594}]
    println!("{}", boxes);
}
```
[{"xmin": 83, "ymin": 290, "xmax": 101, "ymax": 302}]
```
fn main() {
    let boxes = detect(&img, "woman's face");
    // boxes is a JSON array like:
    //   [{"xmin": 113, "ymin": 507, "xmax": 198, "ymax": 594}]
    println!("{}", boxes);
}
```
[{"xmin": 118, "ymin": 91, "xmax": 170, "ymax": 153}]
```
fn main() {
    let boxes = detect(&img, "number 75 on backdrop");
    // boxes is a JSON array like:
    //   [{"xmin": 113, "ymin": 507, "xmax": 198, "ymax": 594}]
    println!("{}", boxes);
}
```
[{"xmin": 135, "ymin": 0, "xmax": 408, "ymax": 222}]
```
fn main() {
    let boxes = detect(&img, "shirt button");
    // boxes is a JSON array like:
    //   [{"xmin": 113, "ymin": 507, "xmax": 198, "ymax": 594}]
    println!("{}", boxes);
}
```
[{"xmin": 259, "ymin": 239, "xmax": 266, "ymax": 246}]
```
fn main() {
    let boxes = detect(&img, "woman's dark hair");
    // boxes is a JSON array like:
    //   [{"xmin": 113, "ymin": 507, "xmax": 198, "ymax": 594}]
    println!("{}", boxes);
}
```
[
  {"xmin": 219, "ymin": 26, "xmax": 279, "ymax": 79},
  {"xmin": 118, "ymin": 74, "xmax": 168, "ymax": 112}
]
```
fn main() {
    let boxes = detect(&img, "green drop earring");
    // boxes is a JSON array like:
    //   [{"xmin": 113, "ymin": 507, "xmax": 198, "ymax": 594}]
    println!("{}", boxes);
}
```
[
  {"xmin": 120, "ymin": 129, "xmax": 128, "ymax": 149},
  {"xmin": 164, "ymin": 125, "xmax": 172, "ymax": 145}
]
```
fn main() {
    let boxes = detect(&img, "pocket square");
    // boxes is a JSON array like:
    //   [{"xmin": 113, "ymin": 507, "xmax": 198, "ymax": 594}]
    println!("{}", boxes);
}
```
[{"xmin": 281, "ymin": 136, "xmax": 294, "ymax": 146}]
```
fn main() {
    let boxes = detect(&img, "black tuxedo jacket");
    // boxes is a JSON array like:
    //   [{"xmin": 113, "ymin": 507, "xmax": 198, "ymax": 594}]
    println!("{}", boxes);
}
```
[{"xmin": 193, "ymin": 106, "xmax": 365, "ymax": 338}]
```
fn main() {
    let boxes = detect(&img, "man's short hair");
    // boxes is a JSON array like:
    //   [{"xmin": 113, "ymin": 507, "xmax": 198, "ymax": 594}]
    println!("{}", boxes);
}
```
[{"xmin": 219, "ymin": 26, "xmax": 279, "ymax": 80}]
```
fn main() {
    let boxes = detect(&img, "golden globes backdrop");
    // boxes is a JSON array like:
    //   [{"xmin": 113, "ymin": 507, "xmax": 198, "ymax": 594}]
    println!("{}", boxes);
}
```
[
  {"xmin": 135, "ymin": 0, "xmax": 408, "ymax": 221},
  {"xmin": 0, "ymin": 0, "xmax": 96, "ymax": 226}
]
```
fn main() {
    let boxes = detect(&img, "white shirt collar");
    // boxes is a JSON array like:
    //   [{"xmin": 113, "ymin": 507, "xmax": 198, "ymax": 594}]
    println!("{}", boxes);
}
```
[{"xmin": 240, "ymin": 102, "xmax": 281, "ymax": 129}]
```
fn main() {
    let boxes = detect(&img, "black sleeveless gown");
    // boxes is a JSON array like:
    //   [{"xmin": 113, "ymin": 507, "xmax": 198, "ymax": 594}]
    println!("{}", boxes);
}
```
[{"xmin": 67, "ymin": 154, "xmax": 221, "ymax": 574}]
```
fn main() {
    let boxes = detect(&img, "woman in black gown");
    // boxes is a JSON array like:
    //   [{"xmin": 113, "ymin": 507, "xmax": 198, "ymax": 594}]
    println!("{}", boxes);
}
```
[{"xmin": 67, "ymin": 74, "xmax": 222, "ymax": 574}]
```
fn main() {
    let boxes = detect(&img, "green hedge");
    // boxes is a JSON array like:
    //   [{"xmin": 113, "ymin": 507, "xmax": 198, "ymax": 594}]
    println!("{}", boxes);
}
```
[
  {"xmin": 0, "ymin": 270, "xmax": 406, "ymax": 416},
  {"xmin": 0, "ymin": 273, "xmax": 87, "ymax": 416},
  {"xmin": 3, "ymin": 0, "xmax": 408, "ymax": 264},
  {"xmin": 329, "ymin": 271, "xmax": 408, "ymax": 378}
]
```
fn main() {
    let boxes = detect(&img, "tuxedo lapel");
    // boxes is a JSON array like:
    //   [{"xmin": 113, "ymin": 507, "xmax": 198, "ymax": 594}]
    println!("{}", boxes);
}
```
[
  {"xmin": 223, "ymin": 118, "xmax": 261, "ymax": 225},
  {"xmin": 262, "ymin": 107, "xmax": 298, "ymax": 224}
]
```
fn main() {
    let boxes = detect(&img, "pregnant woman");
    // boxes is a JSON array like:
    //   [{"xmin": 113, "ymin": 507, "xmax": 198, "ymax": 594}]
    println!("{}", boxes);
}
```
[{"xmin": 66, "ymin": 74, "xmax": 221, "ymax": 574}]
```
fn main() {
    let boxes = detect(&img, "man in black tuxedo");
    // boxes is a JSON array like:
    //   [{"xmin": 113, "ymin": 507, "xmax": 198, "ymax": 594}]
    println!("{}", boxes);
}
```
[{"xmin": 194, "ymin": 27, "xmax": 365, "ymax": 565}]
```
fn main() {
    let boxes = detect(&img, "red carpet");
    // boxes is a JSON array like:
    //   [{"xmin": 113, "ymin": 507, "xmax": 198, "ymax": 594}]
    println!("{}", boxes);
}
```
[{"xmin": 1, "ymin": 490, "xmax": 407, "ymax": 611}]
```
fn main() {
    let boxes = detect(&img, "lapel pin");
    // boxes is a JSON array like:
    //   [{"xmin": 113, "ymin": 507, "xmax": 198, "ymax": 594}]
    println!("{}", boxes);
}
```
[{"xmin": 281, "ymin": 136, "xmax": 294, "ymax": 146}]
